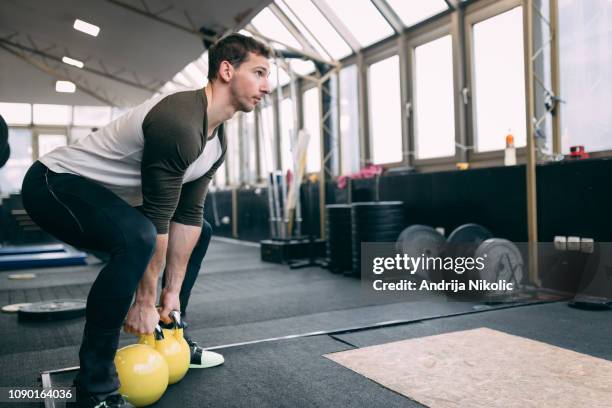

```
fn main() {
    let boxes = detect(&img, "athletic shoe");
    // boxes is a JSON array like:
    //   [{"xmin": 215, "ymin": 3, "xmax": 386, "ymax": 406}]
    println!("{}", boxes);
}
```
[{"xmin": 185, "ymin": 336, "xmax": 225, "ymax": 368}]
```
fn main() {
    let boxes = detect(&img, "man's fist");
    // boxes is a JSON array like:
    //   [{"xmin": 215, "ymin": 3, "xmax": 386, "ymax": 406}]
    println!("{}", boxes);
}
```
[
  {"xmin": 124, "ymin": 301, "xmax": 160, "ymax": 335},
  {"xmin": 158, "ymin": 289, "xmax": 181, "ymax": 324}
]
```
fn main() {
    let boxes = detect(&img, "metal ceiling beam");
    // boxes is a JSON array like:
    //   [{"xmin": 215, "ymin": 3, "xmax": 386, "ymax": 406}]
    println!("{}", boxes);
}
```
[
  {"xmin": 311, "ymin": 0, "xmax": 361, "ymax": 53},
  {"xmin": 105, "ymin": 0, "xmax": 217, "ymax": 42},
  {"xmin": 0, "ymin": 38, "xmax": 161, "ymax": 92},
  {"xmin": 0, "ymin": 43, "xmax": 119, "ymax": 106},
  {"xmin": 268, "ymin": 2, "xmax": 322, "ymax": 60},
  {"xmin": 445, "ymin": 0, "xmax": 458, "ymax": 10},
  {"xmin": 244, "ymin": 25, "xmax": 339, "ymax": 68},
  {"xmin": 371, "ymin": 0, "xmax": 405, "ymax": 34},
  {"xmin": 274, "ymin": 0, "xmax": 334, "ymax": 62}
]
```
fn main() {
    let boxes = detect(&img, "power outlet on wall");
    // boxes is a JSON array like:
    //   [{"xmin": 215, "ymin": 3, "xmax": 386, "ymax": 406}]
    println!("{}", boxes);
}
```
[{"xmin": 553, "ymin": 236, "xmax": 594, "ymax": 253}]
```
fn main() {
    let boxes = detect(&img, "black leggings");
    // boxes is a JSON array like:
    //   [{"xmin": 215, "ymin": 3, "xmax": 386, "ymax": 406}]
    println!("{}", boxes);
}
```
[{"xmin": 21, "ymin": 161, "xmax": 212, "ymax": 395}]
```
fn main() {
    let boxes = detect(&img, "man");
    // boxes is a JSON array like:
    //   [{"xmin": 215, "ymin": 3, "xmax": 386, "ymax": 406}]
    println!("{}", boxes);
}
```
[
  {"xmin": 0, "ymin": 114, "xmax": 9, "ymax": 169},
  {"xmin": 21, "ymin": 33, "xmax": 271, "ymax": 408}
]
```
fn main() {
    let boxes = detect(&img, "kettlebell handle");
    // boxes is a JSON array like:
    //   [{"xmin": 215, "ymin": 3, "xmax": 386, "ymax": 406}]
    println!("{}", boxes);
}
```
[
  {"xmin": 169, "ymin": 311, "xmax": 185, "ymax": 329},
  {"xmin": 154, "ymin": 324, "xmax": 164, "ymax": 340},
  {"xmin": 138, "ymin": 324, "xmax": 165, "ymax": 345}
]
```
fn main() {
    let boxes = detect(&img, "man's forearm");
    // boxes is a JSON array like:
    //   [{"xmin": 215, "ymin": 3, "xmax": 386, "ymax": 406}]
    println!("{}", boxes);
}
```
[
  {"xmin": 163, "ymin": 222, "xmax": 201, "ymax": 294},
  {"xmin": 135, "ymin": 234, "xmax": 168, "ymax": 305}
]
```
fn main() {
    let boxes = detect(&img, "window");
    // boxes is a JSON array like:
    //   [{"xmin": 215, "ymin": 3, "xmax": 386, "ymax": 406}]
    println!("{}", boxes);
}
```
[
  {"xmin": 303, "ymin": 87, "xmax": 321, "ymax": 173},
  {"xmin": 414, "ymin": 35, "xmax": 456, "ymax": 159},
  {"xmin": 171, "ymin": 72, "xmax": 197, "ymax": 89},
  {"xmin": 259, "ymin": 104, "xmax": 276, "ymax": 175},
  {"xmin": 251, "ymin": 7, "xmax": 302, "ymax": 50},
  {"xmin": 38, "ymin": 134, "xmax": 67, "ymax": 157},
  {"xmin": 225, "ymin": 117, "xmax": 240, "ymax": 185},
  {"xmin": 215, "ymin": 163, "xmax": 227, "ymax": 187},
  {"xmin": 279, "ymin": 0, "xmax": 352, "ymax": 60},
  {"xmin": 0, "ymin": 103, "xmax": 31, "ymax": 125},
  {"xmin": 339, "ymin": 65, "xmax": 360, "ymax": 174},
  {"xmin": 73, "ymin": 106, "xmax": 112, "ymax": 127},
  {"xmin": 323, "ymin": 0, "xmax": 394, "ymax": 48},
  {"xmin": 386, "ymin": 0, "xmax": 449, "ymax": 28},
  {"xmin": 269, "ymin": 62, "xmax": 291, "ymax": 89},
  {"xmin": 33, "ymin": 104, "xmax": 72, "ymax": 126},
  {"xmin": 329, "ymin": 73, "xmax": 340, "ymax": 176},
  {"xmin": 0, "ymin": 128, "xmax": 32, "ymax": 193},
  {"xmin": 280, "ymin": 98, "xmax": 295, "ymax": 172},
  {"xmin": 472, "ymin": 7, "xmax": 526, "ymax": 152},
  {"xmin": 242, "ymin": 111, "xmax": 257, "ymax": 184},
  {"xmin": 368, "ymin": 55, "xmax": 402, "ymax": 164},
  {"xmin": 533, "ymin": 0, "xmax": 553, "ymax": 155},
  {"xmin": 559, "ymin": 0, "xmax": 612, "ymax": 153},
  {"xmin": 181, "ymin": 61, "xmax": 207, "ymax": 88}
]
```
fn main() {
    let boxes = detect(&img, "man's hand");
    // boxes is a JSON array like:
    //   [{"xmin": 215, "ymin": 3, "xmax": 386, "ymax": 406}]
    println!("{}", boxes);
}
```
[
  {"xmin": 124, "ymin": 301, "xmax": 160, "ymax": 335},
  {"xmin": 158, "ymin": 289, "xmax": 181, "ymax": 324}
]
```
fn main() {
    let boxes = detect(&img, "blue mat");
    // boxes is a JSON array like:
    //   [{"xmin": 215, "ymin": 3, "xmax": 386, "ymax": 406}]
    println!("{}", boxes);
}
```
[
  {"xmin": 0, "ymin": 244, "xmax": 65, "ymax": 256},
  {"xmin": 0, "ymin": 251, "xmax": 87, "ymax": 270}
]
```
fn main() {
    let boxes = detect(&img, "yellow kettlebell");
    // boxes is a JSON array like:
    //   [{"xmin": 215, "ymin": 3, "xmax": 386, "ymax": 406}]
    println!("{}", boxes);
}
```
[
  {"xmin": 149, "ymin": 311, "xmax": 190, "ymax": 384},
  {"xmin": 115, "ymin": 325, "xmax": 169, "ymax": 407}
]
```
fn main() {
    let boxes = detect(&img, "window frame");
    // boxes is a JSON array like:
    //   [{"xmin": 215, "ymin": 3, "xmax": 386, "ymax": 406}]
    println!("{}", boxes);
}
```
[
  {"xmin": 32, "ymin": 127, "xmax": 69, "ymax": 160},
  {"xmin": 364, "ymin": 48, "xmax": 405, "ymax": 168},
  {"xmin": 299, "ymin": 81, "xmax": 323, "ymax": 175},
  {"xmin": 407, "ymin": 20, "xmax": 457, "ymax": 167},
  {"xmin": 464, "ymin": 0, "xmax": 528, "ymax": 162}
]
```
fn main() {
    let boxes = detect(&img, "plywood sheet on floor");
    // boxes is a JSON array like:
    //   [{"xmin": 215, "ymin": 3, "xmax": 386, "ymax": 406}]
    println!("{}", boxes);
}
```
[{"xmin": 325, "ymin": 327, "xmax": 612, "ymax": 408}]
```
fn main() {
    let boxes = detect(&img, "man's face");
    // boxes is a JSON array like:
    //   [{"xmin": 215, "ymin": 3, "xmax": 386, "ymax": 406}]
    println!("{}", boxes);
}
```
[{"xmin": 228, "ymin": 52, "xmax": 271, "ymax": 112}]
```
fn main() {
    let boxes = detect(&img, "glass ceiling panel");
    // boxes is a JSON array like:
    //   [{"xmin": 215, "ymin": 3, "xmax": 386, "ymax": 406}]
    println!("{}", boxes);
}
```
[
  {"xmin": 251, "ymin": 7, "xmax": 303, "ymax": 51},
  {"xmin": 279, "ymin": 0, "xmax": 352, "ymax": 60},
  {"xmin": 322, "ymin": 0, "xmax": 394, "ymax": 48},
  {"xmin": 181, "ymin": 61, "xmax": 207, "ymax": 88},
  {"xmin": 274, "ymin": 0, "xmax": 331, "ymax": 60},
  {"xmin": 386, "ymin": 0, "xmax": 449, "ymax": 27}
]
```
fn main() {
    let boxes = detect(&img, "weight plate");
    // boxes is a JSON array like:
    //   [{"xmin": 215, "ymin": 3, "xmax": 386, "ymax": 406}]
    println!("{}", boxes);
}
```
[
  {"xmin": 352, "ymin": 209, "xmax": 405, "ymax": 218},
  {"xmin": 354, "ymin": 234, "xmax": 403, "ymax": 242},
  {"xmin": 474, "ymin": 238, "xmax": 523, "ymax": 291},
  {"xmin": 354, "ymin": 215, "xmax": 406, "ymax": 225},
  {"xmin": 351, "ymin": 205, "xmax": 404, "ymax": 213},
  {"xmin": 7, "ymin": 273, "xmax": 36, "ymax": 280},
  {"xmin": 568, "ymin": 295, "xmax": 611, "ymax": 310},
  {"xmin": 351, "ymin": 201, "xmax": 403, "ymax": 208},
  {"xmin": 354, "ymin": 224, "xmax": 405, "ymax": 235},
  {"xmin": 2, "ymin": 303, "xmax": 32, "ymax": 313},
  {"xmin": 396, "ymin": 225, "xmax": 446, "ymax": 279},
  {"xmin": 18, "ymin": 299, "xmax": 86, "ymax": 322},
  {"xmin": 326, "ymin": 204, "xmax": 351, "ymax": 209},
  {"xmin": 446, "ymin": 223, "xmax": 493, "ymax": 258},
  {"xmin": 0, "ymin": 144, "xmax": 10, "ymax": 169}
]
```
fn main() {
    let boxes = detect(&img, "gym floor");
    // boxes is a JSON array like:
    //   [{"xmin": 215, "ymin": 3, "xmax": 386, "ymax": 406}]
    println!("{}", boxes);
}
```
[{"xmin": 0, "ymin": 239, "xmax": 610, "ymax": 408}]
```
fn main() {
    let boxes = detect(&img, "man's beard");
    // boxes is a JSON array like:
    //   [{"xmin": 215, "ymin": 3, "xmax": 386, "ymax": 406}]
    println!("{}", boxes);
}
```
[{"xmin": 237, "ymin": 99, "xmax": 255, "ymax": 113}]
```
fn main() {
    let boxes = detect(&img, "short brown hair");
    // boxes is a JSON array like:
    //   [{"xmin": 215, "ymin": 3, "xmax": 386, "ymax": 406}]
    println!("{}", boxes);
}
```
[{"xmin": 207, "ymin": 33, "xmax": 271, "ymax": 81}]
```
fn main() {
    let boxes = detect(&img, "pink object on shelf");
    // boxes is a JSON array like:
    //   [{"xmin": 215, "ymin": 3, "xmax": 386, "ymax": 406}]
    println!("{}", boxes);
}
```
[{"xmin": 338, "ymin": 164, "xmax": 384, "ymax": 189}]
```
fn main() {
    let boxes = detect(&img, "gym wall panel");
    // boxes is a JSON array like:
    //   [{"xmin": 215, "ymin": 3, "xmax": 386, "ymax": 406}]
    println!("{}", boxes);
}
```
[
  {"xmin": 537, "ymin": 157, "xmax": 612, "ymax": 242},
  {"xmin": 208, "ymin": 157, "xmax": 612, "ymax": 245},
  {"xmin": 236, "ymin": 188, "xmax": 270, "ymax": 242},
  {"xmin": 378, "ymin": 166, "xmax": 528, "ymax": 242}
]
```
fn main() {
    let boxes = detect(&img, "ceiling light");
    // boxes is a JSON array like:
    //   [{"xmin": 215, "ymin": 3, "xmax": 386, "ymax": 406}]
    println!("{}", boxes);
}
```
[
  {"xmin": 62, "ymin": 56, "xmax": 84, "ymax": 68},
  {"xmin": 55, "ymin": 80, "xmax": 76, "ymax": 93},
  {"xmin": 73, "ymin": 19, "xmax": 100, "ymax": 37}
]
